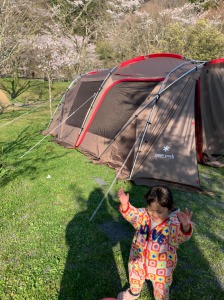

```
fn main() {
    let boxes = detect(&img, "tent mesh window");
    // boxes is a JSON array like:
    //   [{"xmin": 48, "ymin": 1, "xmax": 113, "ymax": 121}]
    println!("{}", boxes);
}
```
[
  {"xmin": 66, "ymin": 80, "xmax": 103, "ymax": 127},
  {"xmin": 88, "ymin": 81, "xmax": 158, "ymax": 139}
]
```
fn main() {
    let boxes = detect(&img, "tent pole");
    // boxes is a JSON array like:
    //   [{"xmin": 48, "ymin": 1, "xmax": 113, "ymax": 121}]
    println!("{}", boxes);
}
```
[
  {"xmin": 129, "ymin": 97, "xmax": 158, "ymax": 179},
  {"xmin": 45, "ymin": 75, "xmax": 83, "ymax": 133},
  {"xmin": 57, "ymin": 75, "xmax": 85, "ymax": 138},
  {"xmin": 74, "ymin": 66, "xmax": 117, "ymax": 147},
  {"xmin": 129, "ymin": 62, "xmax": 193, "ymax": 178},
  {"xmin": 159, "ymin": 61, "xmax": 195, "ymax": 93},
  {"xmin": 89, "ymin": 124, "xmax": 146, "ymax": 222}
]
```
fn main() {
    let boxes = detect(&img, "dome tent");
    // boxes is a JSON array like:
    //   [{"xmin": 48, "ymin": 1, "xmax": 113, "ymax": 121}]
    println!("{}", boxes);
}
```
[
  {"xmin": 0, "ymin": 89, "xmax": 11, "ymax": 106},
  {"xmin": 44, "ymin": 53, "xmax": 224, "ymax": 190}
]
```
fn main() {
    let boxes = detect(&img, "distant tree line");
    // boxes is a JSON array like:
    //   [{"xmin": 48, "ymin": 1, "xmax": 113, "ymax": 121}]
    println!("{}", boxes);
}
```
[
  {"xmin": 0, "ymin": 0, "xmax": 223, "ymax": 80},
  {"xmin": 0, "ymin": 0, "xmax": 223, "ymax": 114}
]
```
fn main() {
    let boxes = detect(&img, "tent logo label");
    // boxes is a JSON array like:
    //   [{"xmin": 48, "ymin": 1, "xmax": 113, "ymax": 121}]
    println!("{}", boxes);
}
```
[
  {"xmin": 155, "ymin": 146, "xmax": 174, "ymax": 159},
  {"xmin": 163, "ymin": 146, "xmax": 170, "ymax": 152}
]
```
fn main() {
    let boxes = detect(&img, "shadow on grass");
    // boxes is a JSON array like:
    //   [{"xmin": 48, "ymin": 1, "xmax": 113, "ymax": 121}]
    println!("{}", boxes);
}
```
[
  {"xmin": 59, "ymin": 182, "xmax": 224, "ymax": 300},
  {"xmin": 108, "ymin": 184, "xmax": 224, "ymax": 300},
  {"xmin": 0, "ymin": 126, "xmax": 69, "ymax": 187},
  {"xmin": 58, "ymin": 186, "xmax": 124, "ymax": 300},
  {"xmin": 170, "ymin": 235, "xmax": 224, "ymax": 300},
  {"xmin": 1, "ymin": 122, "xmax": 223, "ymax": 300}
]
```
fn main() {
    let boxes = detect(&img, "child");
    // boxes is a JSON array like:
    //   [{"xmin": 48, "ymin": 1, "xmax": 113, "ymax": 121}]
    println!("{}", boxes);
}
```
[{"xmin": 117, "ymin": 185, "xmax": 193, "ymax": 300}]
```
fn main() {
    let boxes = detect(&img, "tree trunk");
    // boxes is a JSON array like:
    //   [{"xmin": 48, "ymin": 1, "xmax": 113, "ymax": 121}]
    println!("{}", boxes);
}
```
[{"xmin": 47, "ymin": 73, "xmax": 53, "ymax": 117}]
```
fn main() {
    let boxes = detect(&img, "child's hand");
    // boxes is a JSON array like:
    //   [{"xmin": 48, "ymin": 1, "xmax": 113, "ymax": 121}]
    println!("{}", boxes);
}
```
[
  {"xmin": 118, "ymin": 186, "xmax": 129, "ymax": 210},
  {"xmin": 176, "ymin": 208, "xmax": 193, "ymax": 233}
]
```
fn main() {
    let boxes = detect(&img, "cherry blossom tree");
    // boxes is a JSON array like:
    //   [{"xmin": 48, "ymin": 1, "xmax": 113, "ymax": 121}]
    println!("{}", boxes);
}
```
[
  {"xmin": 0, "ymin": 0, "xmax": 47, "ymax": 73},
  {"xmin": 22, "ymin": 28, "xmax": 98, "ymax": 116}
]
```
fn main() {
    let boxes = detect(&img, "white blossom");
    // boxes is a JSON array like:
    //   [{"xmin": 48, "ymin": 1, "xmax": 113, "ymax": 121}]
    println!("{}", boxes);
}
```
[
  {"xmin": 106, "ymin": 0, "xmax": 145, "ymax": 19},
  {"xmin": 159, "ymin": 2, "xmax": 223, "ymax": 26}
]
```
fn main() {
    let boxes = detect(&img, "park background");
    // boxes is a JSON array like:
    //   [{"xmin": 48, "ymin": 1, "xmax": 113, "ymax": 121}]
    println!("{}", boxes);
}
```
[{"xmin": 0, "ymin": 1, "xmax": 224, "ymax": 299}]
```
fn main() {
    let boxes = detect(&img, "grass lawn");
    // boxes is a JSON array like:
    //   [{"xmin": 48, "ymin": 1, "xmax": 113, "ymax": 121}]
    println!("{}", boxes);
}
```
[{"xmin": 0, "ymin": 97, "xmax": 224, "ymax": 300}]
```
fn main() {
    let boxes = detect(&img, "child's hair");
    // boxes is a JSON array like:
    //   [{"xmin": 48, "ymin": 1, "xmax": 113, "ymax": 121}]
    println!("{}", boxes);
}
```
[{"xmin": 144, "ymin": 185, "xmax": 174, "ymax": 211}]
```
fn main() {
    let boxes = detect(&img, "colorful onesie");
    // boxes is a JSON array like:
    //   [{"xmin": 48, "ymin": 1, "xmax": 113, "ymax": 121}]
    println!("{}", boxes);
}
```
[{"xmin": 119, "ymin": 203, "xmax": 193, "ymax": 300}]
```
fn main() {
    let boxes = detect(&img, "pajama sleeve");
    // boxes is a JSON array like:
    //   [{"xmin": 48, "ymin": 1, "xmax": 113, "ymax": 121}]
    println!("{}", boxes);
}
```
[
  {"xmin": 177, "ymin": 223, "xmax": 193, "ymax": 244},
  {"xmin": 119, "ymin": 203, "xmax": 147, "ymax": 230},
  {"xmin": 169, "ymin": 218, "xmax": 193, "ymax": 246}
]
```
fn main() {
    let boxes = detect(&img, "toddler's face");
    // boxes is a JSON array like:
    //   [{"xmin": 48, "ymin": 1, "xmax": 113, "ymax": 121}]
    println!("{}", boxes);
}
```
[{"xmin": 147, "ymin": 201, "xmax": 169, "ymax": 223}]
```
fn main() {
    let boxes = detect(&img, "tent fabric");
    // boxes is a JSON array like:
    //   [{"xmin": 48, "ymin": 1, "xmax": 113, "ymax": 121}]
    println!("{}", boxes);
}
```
[
  {"xmin": 71, "ymin": 81, "xmax": 158, "ymax": 139},
  {"xmin": 0, "ymin": 90, "xmax": 11, "ymax": 106},
  {"xmin": 44, "ymin": 53, "xmax": 224, "ymax": 189},
  {"xmin": 45, "ymin": 69, "xmax": 111, "ymax": 148},
  {"xmin": 199, "ymin": 60, "xmax": 224, "ymax": 166},
  {"xmin": 132, "ymin": 76, "xmax": 199, "ymax": 188}
]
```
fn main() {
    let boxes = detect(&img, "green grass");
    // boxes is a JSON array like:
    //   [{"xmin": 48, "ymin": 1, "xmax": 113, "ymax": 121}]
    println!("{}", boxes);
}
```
[{"xmin": 0, "ymin": 103, "xmax": 224, "ymax": 300}]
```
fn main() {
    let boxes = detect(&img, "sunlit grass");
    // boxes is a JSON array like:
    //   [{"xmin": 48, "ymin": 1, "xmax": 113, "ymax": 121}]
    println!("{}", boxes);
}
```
[{"xmin": 0, "ymin": 103, "xmax": 223, "ymax": 300}]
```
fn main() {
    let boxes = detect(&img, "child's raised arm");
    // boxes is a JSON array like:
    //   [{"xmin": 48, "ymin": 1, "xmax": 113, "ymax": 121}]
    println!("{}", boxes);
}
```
[
  {"xmin": 118, "ymin": 186, "xmax": 129, "ymax": 211},
  {"xmin": 176, "ymin": 208, "xmax": 193, "ymax": 233}
]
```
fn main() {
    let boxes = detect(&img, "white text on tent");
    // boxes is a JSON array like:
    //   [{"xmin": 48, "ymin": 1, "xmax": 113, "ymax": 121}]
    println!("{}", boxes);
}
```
[{"xmin": 155, "ymin": 153, "xmax": 175, "ymax": 159}]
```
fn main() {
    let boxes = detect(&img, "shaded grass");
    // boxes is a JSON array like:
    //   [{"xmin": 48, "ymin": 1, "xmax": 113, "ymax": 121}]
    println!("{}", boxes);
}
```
[{"xmin": 0, "ymin": 106, "xmax": 224, "ymax": 300}]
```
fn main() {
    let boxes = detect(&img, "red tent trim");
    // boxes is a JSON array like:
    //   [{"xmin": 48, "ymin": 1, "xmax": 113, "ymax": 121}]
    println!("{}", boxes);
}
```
[
  {"xmin": 208, "ymin": 58, "xmax": 224, "ymax": 65},
  {"xmin": 119, "ymin": 55, "xmax": 146, "ymax": 68},
  {"xmin": 86, "ymin": 70, "xmax": 100, "ymax": 75},
  {"xmin": 119, "ymin": 53, "xmax": 183, "ymax": 68},
  {"xmin": 147, "ymin": 53, "xmax": 183, "ymax": 59}
]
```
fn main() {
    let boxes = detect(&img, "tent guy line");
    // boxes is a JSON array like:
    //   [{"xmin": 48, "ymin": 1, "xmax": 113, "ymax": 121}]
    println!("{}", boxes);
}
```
[
  {"xmin": 45, "ymin": 68, "xmax": 113, "ymax": 132},
  {"xmin": 3, "ymin": 69, "xmax": 114, "ymax": 157},
  {"xmin": 20, "ymin": 94, "xmax": 95, "ymax": 158},
  {"xmin": 89, "ymin": 128, "xmax": 139, "ymax": 222},
  {"xmin": 45, "ymin": 75, "xmax": 83, "ymax": 130},
  {"xmin": 0, "ymin": 102, "xmax": 47, "ymax": 129}
]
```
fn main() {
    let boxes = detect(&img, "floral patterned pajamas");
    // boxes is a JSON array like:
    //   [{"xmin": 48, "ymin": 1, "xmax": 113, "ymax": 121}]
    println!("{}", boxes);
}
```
[{"xmin": 120, "ymin": 203, "xmax": 192, "ymax": 300}]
